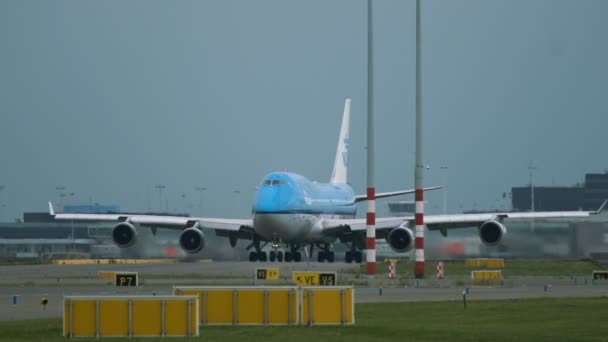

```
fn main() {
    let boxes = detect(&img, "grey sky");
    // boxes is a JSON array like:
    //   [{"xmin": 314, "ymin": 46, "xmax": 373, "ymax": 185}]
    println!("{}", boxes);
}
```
[{"xmin": 1, "ymin": 0, "xmax": 607, "ymax": 220}]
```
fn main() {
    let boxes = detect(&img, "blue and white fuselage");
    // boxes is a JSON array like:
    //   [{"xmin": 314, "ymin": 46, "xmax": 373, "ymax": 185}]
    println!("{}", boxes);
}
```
[{"xmin": 253, "ymin": 172, "xmax": 356, "ymax": 244}]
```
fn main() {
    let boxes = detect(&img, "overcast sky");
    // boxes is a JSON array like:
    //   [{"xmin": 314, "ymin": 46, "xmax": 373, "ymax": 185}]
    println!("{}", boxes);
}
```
[{"xmin": 1, "ymin": 0, "xmax": 607, "ymax": 220}]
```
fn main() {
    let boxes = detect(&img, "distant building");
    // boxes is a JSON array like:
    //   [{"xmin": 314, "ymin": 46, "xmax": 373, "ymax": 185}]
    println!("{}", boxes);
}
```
[
  {"xmin": 512, "ymin": 172, "xmax": 608, "ymax": 211},
  {"xmin": 63, "ymin": 204, "xmax": 121, "ymax": 214},
  {"xmin": 386, "ymin": 201, "xmax": 417, "ymax": 216},
  {"xmin": 511, "ymin": 186, "xmax": 584, "ymax": 212}
]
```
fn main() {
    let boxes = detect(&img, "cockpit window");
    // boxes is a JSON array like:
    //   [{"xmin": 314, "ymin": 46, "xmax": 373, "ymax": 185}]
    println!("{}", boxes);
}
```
[{"xmin": 263, "ymin": 179, "xmax": 285, "ymax": 186}]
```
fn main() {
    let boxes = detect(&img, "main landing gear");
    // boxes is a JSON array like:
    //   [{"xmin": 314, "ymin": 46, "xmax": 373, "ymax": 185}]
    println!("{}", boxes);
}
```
[
  {"xmin": 344, "ymin": 250, "xmax": 363, "ymax": 263},
  {"xmin": 317, "ymin": 244, "xmax": 335, "ymax": 262},
  {"xmin": 284, "ymin": 244, "xmax": 302, "ymax": 262},
  {"xmin": 248, "ymin": 236, "xmax": 268, "ymax": 262},
  {"xmin": 247, "ymin": 239, "xmax": 302, "ymax": 262}
]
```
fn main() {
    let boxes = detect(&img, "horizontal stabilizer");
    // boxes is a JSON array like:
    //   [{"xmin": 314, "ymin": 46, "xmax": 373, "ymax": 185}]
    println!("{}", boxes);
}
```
[{"xmin": 355, "ymin": 186, "xmax": 442, "ymax": 203}]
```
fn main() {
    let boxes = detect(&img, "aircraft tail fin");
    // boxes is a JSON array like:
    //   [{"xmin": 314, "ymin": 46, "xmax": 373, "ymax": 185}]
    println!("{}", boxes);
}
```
[{"xmin": 330, "ymin": 98, "xmax": 351, "ymax": 184}]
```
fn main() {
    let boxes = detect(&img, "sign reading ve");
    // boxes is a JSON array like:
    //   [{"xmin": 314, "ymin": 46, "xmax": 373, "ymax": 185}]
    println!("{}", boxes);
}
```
[{"xmin": 292, "ymin": 272, "xmax": 336, "ymax": 286}]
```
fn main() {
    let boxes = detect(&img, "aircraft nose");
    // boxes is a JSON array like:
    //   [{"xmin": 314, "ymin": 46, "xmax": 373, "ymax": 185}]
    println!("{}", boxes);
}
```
[{"xmin": 254, "ymin": 184, "xmax": 294, "ymax": 213}]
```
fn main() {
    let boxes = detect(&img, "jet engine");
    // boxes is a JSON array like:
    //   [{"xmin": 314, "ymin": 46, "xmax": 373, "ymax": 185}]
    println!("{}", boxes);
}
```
[
  {"xmin": 112, "ymin": 222, "xmax": 137, "ymax": 248},
  {"xmin": 179, "ymin": 228, "xmax": 206, "ymax": 254},
  {"xmin": 478, "ymin": 220, "xmax": 507, "ymax": 246},
  {"xmin": 386, "ymin": 227, "xmax": 414, "ymax": 253}
]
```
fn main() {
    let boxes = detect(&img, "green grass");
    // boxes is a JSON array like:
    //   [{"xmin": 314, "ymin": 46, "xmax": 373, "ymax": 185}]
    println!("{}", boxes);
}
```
[
  {"xmin": 352, "ymin": 259, "xmax": 605, "ymax": 278},
  {"xmin": 2, "ymin": 298, "xmax": 608, "ymax": 341}
]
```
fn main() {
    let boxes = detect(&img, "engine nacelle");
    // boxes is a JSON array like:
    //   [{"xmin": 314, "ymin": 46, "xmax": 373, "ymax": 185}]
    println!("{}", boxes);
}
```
[
  {"xmin": 479, "ymin": 220, "xmax": 507, "ymax": 246},
  {"xmin": 179, "ymin": 228, "xmax": 206, "ymax": 254},
  {"xmin": 112, "ymin": 222, "xmax": 137, "ymax": 248},
  {"xmin": 386, "ymin": 227, "xmax": 414, "ymax": 253}
]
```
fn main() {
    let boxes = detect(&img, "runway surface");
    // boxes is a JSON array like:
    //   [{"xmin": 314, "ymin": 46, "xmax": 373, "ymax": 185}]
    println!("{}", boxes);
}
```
[{"xmin": 1, "ymin": 262, "xmax": 607, "ymax": 321}]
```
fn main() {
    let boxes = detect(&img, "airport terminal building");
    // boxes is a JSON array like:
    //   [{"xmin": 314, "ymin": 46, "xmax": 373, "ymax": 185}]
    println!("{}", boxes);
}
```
[{"xmin": 511, "ymin": 172, "xmax": 608, "ymax": 211}]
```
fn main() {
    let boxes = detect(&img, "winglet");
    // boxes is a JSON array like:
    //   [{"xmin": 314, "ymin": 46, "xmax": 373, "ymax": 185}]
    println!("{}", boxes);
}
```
[
  {"xmin": 592, "ymin": 200, "xmax": 607, "ymax": 215},
  {"xmin": 48, "ymin": 202, "xmax": 55, "ymax": 216}
]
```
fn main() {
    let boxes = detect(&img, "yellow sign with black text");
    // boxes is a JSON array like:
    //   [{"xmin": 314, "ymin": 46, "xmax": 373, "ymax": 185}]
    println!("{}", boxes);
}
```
[
  {"xmin": 292, "ymin": 272, "xmax": 336, "ymax": 286},
  {"xmin": 255, "ymin": 268, "xmax": 280, "ymax": 280}
]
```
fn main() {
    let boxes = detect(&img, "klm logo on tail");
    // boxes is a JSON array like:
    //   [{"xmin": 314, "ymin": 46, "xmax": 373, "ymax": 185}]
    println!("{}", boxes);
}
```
[
  {"xmin": 342, "ymin": 136, "xmax": 349, "ymax": 167},
  {"xmin": 331, "ymin": 99, "xmax": 351, "ymax": 184}
]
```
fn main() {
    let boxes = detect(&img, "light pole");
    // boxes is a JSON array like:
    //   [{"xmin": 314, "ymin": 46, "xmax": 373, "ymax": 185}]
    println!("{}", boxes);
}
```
[
  {"xmin": 56, "ymin": 185, "xmax": 66, "ymax": 210},
  {"xmin": 528, "ymin": 161, "xmax": 536, "ymax": 212},
  {"xmin": 440, "ymin": 166, "xmax": 448, "ymax": 214},
  {"xmin": 195, "ymin": 187, "xmax": 207, "ymax": 215},
  {"xmin": 233, "ymin": 190, "xmax": 241, "ymax": 216},
  {"xmin": 0, "ymin": 185, "xmax": 5, "ymax": 221},
  {"xmin": 528, "ymin": 161, "xmax": 537, "ymax": 232},
  {"xmin": 68, "ymin": 192, "xmax": 75, "ymax": 245},
  {"xmin": 155, "ymin": 185, "xmax": 166, "ymax": 212}
]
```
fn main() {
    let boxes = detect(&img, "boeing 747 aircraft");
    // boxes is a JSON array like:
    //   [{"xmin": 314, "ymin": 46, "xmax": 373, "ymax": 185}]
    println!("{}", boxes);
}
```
[{"xmin": 49, "ymin": 99, "xmax": 606, "ymax": 263}]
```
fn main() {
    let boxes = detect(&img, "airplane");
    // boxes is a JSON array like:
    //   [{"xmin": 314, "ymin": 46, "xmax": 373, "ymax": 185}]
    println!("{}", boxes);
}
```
[{"xmin": 48, "ymin": 99, "xmax": 607, "ymax": 263}]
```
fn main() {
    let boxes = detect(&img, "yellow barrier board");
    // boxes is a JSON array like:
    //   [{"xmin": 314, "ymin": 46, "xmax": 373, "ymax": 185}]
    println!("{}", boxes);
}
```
[
  {"xmin": 205, "ymin": 289, "xmax": 234, "ymax": 324},
  {"xmin": 237, "ymin": 290, "xmax": 265, "ymax": 324},
  {"xmin": 256, "ymin": 268, "xmax": 280, "ymax": 280},
  {"xmin": 97, "ymin": 271, "xmax": 115, "ymax": 280},
  {"xmin": 465, "ymin": 258, "xmax": 505, "ymax": 269},
  {"xmin": 99, "ymin": 300, "xmax": 129, "ymax": 336},
  {"xmin": 63, "ymin": 296, "xmax": 198, "ymax": 338},
  {"xmin": 173, "ymin": 286, "xmax": 298, "ymax": 326},
  {"xmin": 53, "ymin": 258, "xmax": 202, "ymax": 265},
  {"xmin": 172, "ymin": 286, "xmax": 353, "ymax": 326},
  {"xmin": 301, "ymin": 287, "xmax": 354, "ymax": 326},
  {"xmin": 292, "ymin": 271, "xmax": 337, "ymax": 286},
  {"xmin": 267, "ymin": 288, "xmax": 297, "ymax": 325},
  {"xmin": 471, "ymin": 270, "xmax": 503, "ymax": 281}
]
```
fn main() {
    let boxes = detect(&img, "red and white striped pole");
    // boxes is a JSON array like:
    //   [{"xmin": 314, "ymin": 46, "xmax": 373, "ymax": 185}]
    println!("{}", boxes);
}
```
[
  {"xmin": 366, "ymin": 188, "xmax": 376, "ymax": 275},
  {"xmin": 414, "ymin": 0, "xmax": 425, "ymax": 279},
  {"xmin": 366, "ymin": 0, "xmax": 376, "ymax": 276},
  {"xmin": 414, "ymin": 189, "xmax": 424, "ymax": 278}
]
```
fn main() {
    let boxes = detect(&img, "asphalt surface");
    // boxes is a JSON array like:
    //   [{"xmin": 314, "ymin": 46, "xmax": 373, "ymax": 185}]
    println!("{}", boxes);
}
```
[{"xmin": 1, "ymin": 262, "xmax": 607, "ymax": 321}]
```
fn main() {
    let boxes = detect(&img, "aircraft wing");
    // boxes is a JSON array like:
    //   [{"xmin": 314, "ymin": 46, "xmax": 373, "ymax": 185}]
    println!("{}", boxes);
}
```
[
  {"xmin": 322, "ymin": 200, "xmax": 606, "ymax": 237},
  {"xmin": 321, "ymin": 217, "xmax": 410, "ymax": 239},
  {"xmin": 424, "ymin": 201, "xmax": 606, "ymax": 234},
  {"xmin": 354, "ymin": 186, "xmax": 442, "ymax": 203},
  {"xmin": 49, "ymin": 202, "xmax": 252, "ymax": 234}
]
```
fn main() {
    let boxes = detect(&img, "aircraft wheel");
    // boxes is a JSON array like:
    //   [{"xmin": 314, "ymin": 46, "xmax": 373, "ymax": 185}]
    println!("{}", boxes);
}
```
[
  {"xmin": 249, "ymin": 251, "xmax": 257, "ymax": 262},
  {"xmin": 269, "ymin": 251, "xmax": 276, "ymax": 262},
  {"xmin": 318, "ymin": 251, "xmax": 326, "ymax": 263},
  {"xmin": 328, "ymin": 251, "xmax": 335, "ymax": 263},
  {"xmin": 285, "ymin": 252, "xmax": 293, "ymax": 262},
  {"xmin": 345, "ymin": 251, "xmax": 352, "ymax": 263},
  {"xmin": 258, "ymin": 251, "xmax": 267, "ymax": 262},
  {"xmin": 277, "ymin": 251, "xmax": 284, "ymax": 262},
  {"xmin": 354, "ymin": 251, "xmax": 363, "ymax": 263},
  {"xmin": 294, "ymin": 252, "xmax": 302, "ymax": 262}
]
